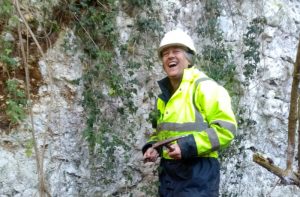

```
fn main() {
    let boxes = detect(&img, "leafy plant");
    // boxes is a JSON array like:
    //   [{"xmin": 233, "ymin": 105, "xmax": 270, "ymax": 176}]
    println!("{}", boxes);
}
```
[
  {"xmin": 136, "ymin": 17, "xmax": 162, "ymax": 33},
  {"xmin": 66, "ymin": 1, "xmax": 139, "ymax": 187},
  {"xmin": 196, "ymin": 0, "xmax": 239, "ymax": 100},
  {"xmin": 147, "ymin": 109, "xmax": 161, "ymax": 129},
  {"xmin": 242, "ymin": 17, "xmax": 267, "ymax": 84},
  {"xmin": 48, "ymin": 0, "xmax": 161, "ymax": 193},
  {"xmin": 0, "ymin": 0, "xmax": 13, "ymax": 20},
  {"xmin": 25, "ymin": 139, "xmax": 34, "ymax": 157},
  {"xmin": 0, "ymin": 39, "xmax": 18, "ymax": 71},
  {"xmin": 5, "ymin": 79, "xmax": 26, "ymax": 123}
]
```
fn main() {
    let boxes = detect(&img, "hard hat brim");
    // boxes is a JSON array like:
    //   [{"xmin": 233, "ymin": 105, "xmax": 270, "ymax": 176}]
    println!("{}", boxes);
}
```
[{"xmin": 158, "ymin": 43, "xmax": 194, "ymax": 58}]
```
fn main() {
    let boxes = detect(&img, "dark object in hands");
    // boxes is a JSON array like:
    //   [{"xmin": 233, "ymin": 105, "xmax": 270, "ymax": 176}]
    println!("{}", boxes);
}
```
[
  {"xmin": 152, "ymin": 136, "xmax": 185, "ymax": 150},
  {"xmin": 144, "ymin": 136, "xmax": 186, "ymax": 163}
]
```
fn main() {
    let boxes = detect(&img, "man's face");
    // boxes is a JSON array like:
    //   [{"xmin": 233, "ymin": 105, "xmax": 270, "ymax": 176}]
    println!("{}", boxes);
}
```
[{"xmin": 161, "ymin": 46, "xmax": 190, "ymax": 80}]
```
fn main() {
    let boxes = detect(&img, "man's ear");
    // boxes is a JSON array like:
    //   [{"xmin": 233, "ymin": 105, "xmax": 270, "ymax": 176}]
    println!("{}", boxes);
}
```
[{"xmin": 162, "ymin": 64, "xmax": 166, "ymax": 72}]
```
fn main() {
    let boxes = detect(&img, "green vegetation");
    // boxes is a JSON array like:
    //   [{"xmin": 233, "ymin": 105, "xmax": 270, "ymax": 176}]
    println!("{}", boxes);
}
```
[
  {"xmin": 5, "ymin": 79, "xmax": 27, "ymax": 123},
  {"xmin": 23, "ymin": 0, "xmax": 161, "ymax": 193},
  {"xmin": 243, "ymin": 16, "xmax": 267, "ymax": 84},
  {"xmin": 194, "ymin": 2, "xmax": 259, "ymax": 196},
  {"xmin": 0, "ymin": 0, "xmax": 59, "ymax": 129},
  {"xmin": 70, "ymin": 1, "xmax": 132, "ymax": 174},
  {"xmin": 194, "ymin": 3, "xmax": 268, "ymax": 197},
  {"xmin": 0, "ymin": 0, "xmax": 267, "ymax": 195},
  {"xmin": 195, "ymin": 2, "xmax": 266, "ymax": 128},
  {"xmin": 56, "ymin": 0, "xmax": 160, "ymax": 191},
  {"xmin": 25, "ymin": 138, "xmax": 34, "ymax": 157},
  {"xmin": 196, "ymin": 0, "xmax": 239, "ymax": 109},
  {"xmin": 0, "ymin": 0, "xmax": 13, "ymax": 19},
  {"xmin": 147, "ymin": 108, "xmax": 161, "ymax": 128},
  {"xmin": 0, "ymin": 1, "xmax": 62, "ymax": 196},
  {"xmin": 0, "ymin": 0, "xmax": 27, "ymax": 127}
]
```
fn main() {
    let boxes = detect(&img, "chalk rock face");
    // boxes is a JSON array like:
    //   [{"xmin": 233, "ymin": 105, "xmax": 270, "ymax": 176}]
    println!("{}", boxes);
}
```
[{"xmin": 0, "ymin": 0, "xmax": 300, "ymax": 196}]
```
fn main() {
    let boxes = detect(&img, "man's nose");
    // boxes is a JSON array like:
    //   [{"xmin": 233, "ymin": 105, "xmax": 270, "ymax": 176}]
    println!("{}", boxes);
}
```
[{"xmin": 167, "ymin": 50, "xmax": 176, "ymax": 58}]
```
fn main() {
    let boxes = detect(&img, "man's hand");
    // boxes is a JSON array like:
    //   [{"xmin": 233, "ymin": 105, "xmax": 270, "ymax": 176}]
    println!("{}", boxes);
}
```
[
  {"xmin": 143, "ymin": 147, "xmax": 159, "ymax": 163},
  {"xmin": 167, "ymin": 143, "xmax": 182, "ymax": 160}
]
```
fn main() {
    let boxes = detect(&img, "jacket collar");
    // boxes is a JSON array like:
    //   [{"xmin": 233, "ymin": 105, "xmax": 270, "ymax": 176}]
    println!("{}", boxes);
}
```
[{"xmin": 157, "ymin": 67, "xmax": 196, "ymax": 102}]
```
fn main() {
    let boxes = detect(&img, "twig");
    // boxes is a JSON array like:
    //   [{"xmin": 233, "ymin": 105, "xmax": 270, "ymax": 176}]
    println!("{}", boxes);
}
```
[
  {"xmin": 40, "ymin": 29, "xmax": 53, "ymax": 183},
  {"xmin": 253, "ymin": 153, "xmax": 300, "ymax": 186},
  {"xmin": 266, "ymin": 179, "xmax": 281, "ymax": 197},
  {"xmin": 73, "ymin": 14, "xmax": 99, "ymax": 49},
  {"xmin": 97, "ymin": 0, "xmax": 111, "ymax": 12},
  {"xmin": 15, "ymin": 0, "xmax": 44, "ymax": 57},
  {"xmin": 15, "ymin": 0, "xmax": 51, "ymax": 196},
  {"xmin": 17, "ymin": 12, "xmax": 49, "ymax": 197}
]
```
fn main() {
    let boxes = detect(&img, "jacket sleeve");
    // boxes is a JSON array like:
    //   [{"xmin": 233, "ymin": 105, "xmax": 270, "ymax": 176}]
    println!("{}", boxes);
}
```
[
  {"xmin": 178, "ymin": 80, "xmax": 237, "ymax": 159},
  {"xmin": 142, "ymin": 133, "xmax": 159, "ymax": 154}
]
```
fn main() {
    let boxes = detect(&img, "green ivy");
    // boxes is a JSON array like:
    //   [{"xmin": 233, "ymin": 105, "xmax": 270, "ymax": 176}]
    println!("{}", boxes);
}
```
[
  {"xmin": 195, "ymin": 3, "xmax": 263, "ymax": 196},
  {"xmin": 68, "ymin": 0, "xmax": 162, "ymax": 193},
  {"xmin": 0, "ymin": 1, "xmax": 28, "ymax": 125},
  {"xmin": 196, "ymin": 0, "xmax": 239, "ymax": 105},
  {"xmin": 0, "ymin": 0, "xmax": 13, "ymax": 20},
  {"xmin": 61, "ymin": 1, "xmax": 146, "ymax": 188},
  {"xmin": 24, "ymin": 139, "xmax": 34, "ymax": 157},
  {"xmin": 195, "ymin": 4, "xmax": 247, "ymax": 191},
  {"xmin": 242, "ymin": 17, "xmax": 267, "ymax": 84},
  {"xmin": 0, "ymin": 40, "xmax": 17, "ymax": 70},
  {"xmin": 147, "ymin": 108, "xmax": 160, "ymax": 129},
  {"xmin": 5, "ymin": 79, "xmax": 26, "ymax": 123},
  {"xmin": 0, "ymin": 0, "xmax": 62, "ymax": 129},
  {"xmin": 136, "ymin": 17, "xmax": 162, "ymax": 33}
]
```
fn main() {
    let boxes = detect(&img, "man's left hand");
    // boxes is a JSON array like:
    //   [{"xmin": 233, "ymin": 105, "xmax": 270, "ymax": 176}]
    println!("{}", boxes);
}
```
[{"xmin": 167, "ymin": 144, "xmax": 182, "ymax": 160}]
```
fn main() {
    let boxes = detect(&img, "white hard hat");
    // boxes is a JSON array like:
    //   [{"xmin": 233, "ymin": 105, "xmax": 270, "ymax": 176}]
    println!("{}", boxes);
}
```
[{"xmin": 158, "ymin": 29, "xmax": 196, "ymax": 58}]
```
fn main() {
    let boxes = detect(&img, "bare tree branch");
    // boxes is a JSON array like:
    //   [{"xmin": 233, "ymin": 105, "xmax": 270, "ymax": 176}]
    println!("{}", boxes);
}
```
[
  {"xmin": 253, "ymin": 153, "xmax": 300, "ymax": 186},
  {"xmin": 286, "ymin": 38, "xmax": 300, "ymax": 171},
  {"xmin": 14, "ymin": 0, "xmax": 51, "ymax": 196},
  {"xmin": 254, "ymin": 38, "xmax": 300, "ymax": 187}
]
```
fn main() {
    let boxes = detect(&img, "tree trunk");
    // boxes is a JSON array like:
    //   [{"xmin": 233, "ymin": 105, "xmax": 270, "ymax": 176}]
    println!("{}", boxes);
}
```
[
  {"xmin": 253, "ymin": 38, "xmax": 300, "ymax": 187},
  {"xmin": 286, "ymin": 38, "xmax": 300, "ymax": 171},
  {"xmin": 298, "ymin": 95, "xmax": 300, "ymax": 174}
]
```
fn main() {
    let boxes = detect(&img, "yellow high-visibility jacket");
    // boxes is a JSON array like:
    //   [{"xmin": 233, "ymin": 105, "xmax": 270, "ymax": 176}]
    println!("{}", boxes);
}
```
[{"xmin": 146, "ymin": 67, "xmax": 237, "ymax": 159}]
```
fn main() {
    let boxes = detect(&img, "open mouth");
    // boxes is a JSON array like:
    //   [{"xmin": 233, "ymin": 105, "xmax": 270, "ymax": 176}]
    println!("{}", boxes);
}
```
[{"xmin": 169, "ymin": 62, "xmax": 177, "ymax": 68}]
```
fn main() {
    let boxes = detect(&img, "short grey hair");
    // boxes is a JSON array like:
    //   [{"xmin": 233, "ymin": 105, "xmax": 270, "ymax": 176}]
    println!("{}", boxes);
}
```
[
  {"xmin": 184, "ymin": 51, "xmax": 195, "ymax": 67},
  {"xmin": 160, "ymin": 46, "xmax": 195, "ymax": 67}
]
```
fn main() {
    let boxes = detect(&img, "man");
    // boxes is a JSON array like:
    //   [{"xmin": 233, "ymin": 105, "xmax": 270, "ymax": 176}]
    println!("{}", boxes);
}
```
[{"xmin": 142, "ymin": 29, "xmax": 237, "ymax": 197}]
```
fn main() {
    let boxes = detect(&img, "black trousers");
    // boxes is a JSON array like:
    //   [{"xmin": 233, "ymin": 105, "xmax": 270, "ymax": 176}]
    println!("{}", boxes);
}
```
[{"xmin": 159, "ymin": 157, "xmax": 220, "ymax": 197}]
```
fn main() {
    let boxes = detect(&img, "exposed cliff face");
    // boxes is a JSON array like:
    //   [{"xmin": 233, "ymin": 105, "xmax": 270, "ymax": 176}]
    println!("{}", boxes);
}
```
[{"xmin": 0, "ymin": 0, "xmax": 300, "ymax": 196}]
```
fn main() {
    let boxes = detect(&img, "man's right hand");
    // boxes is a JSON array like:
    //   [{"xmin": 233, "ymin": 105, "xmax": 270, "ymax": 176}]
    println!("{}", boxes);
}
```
[{"xmin": 143, "ymin": 147, "xmax": 159, "ymax": 163}]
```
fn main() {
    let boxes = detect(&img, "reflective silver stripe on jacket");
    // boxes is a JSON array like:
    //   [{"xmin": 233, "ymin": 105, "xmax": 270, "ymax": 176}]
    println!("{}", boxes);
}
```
[
  {"xmin": 205, "ymin": 128, "xmax": 220, "ymax": 151},
  {"xmin": 211, "ymin": 120, "xmax": 237, "ymax": 135}
]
